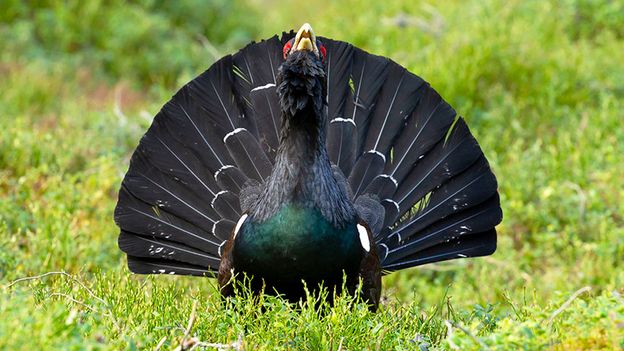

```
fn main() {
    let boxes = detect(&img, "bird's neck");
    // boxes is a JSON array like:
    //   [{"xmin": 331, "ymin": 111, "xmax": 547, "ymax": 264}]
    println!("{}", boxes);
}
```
[
  {"xmin": 250, "ymin": 103, "xmax": 355, "ymax": 227},
  {"xmin": 279, "ymin": 102, "xmax": 327, "ymax": 163}
]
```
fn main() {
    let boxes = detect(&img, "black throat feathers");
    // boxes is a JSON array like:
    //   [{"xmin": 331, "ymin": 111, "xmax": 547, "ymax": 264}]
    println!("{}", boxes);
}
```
[{"xmin": 248, "ymin": 50, "xmax": 356, "ymax": 228}]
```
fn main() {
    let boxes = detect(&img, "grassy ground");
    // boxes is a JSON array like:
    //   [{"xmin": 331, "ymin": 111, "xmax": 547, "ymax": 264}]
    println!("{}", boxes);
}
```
[{"xmin": 1, "ymin": 0, "xmax": 623, "ymax": 349}]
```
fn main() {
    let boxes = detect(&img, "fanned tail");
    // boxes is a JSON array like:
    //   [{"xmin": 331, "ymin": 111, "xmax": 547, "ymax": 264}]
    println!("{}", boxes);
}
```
[{"xmin": 114, "ymin": 32, "xmax": 501, "ymax": 277}]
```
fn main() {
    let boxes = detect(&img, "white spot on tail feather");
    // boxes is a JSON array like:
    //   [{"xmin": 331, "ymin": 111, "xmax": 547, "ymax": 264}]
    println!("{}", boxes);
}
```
[
  {"xmin": 366, "ymin": 149, "xmax": 386, "ymax": 162},
  {"xmin": 211, "ymin": 190, "xmax": 229, "ymax": 208},
  {"xmin": 388, "ymin": 231, "xmax": 402, "ymax": 243},
  {"xmin": 383, "ymin": 199, "xmax": 400, "ymax": 213},
  {"xmin": 357, "ymin": 223, "xmax": 370, "ymax": 252},
  {"xmin": 379, "ymin": 243, "xmax": 389, "ymax": 260},
  {"xmin": 330, "ymin": 117, "xmax": 356, "ymax": 126},
  {"xmin": 250, "ymin": 83, "xmax": 276, "ymax": 92},
  {"xmin": 214, "ymin": 164, "xmax": 235, "ymax": 180},
  {"xmin": 379, "ymin": 174, "xmax": 398, "ymax": 187},
  {"xmin": 223, "ymin": 128, "xmax": 247, "ymax": 143}
]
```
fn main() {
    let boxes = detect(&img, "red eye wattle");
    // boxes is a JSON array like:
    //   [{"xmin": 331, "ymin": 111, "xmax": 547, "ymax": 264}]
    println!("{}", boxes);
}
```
[
  {"xmin": 283, "ymin": 41, "xmax": 292, "ymax": 59},
  {"xmin": 283, "ymin": 39, "xmax": 326, "ymax": 62}
]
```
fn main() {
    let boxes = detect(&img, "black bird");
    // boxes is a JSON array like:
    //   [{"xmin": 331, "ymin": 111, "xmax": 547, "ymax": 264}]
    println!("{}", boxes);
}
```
[{"xmin": 114, "ymin": 23, "xmax": 502, "ymax": 310}]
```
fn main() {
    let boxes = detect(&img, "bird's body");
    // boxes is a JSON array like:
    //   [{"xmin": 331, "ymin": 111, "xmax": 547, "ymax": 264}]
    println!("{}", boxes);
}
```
[
  {"xmin": 219, "ymin": 45, "xmax": 380, "ymax": 304},
  {"xmin": 115, "ymin": 24, "xmax": 502, "ymax": 310},
  {"xmin": 231, "ymin": 205, "xmax": 365, "ymax": 299}
]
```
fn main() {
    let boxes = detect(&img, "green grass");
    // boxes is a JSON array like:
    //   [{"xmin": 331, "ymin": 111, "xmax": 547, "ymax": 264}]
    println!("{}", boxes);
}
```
[{"xmin": 1, "ymin": 0, "xmax": 623, "ymax": 349}]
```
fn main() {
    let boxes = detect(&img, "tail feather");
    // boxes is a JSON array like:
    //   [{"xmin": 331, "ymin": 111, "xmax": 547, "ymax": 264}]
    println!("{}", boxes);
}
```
[
  {"xmin": 161, "ymin": 90, "xmax": 233, "ymax": 171},
  {"xmin": 387, "ymin": 157, "xmax": 498, "ymax": 243},
  {"xmin": 384, "ymin": 87, "xmax": 456, "ymax": 183},
  {"xmin": 122, "ymin": 154, "xmax": 219, "ymax": 231},
  {"xmin": 223, "ymin": 127, "xmax": 273, "ymax": 182},
  {"xmin": 363, "ymin": 67, "xmax": 424, "ymax": 156},
  {"xmin": 231, "ymin": 33, "xmax": 294, "ymax": 139},
  {"xmin": 325, "ymin": 39, "xmax": 355, "ymax": 124},
  {"xmin": 348, "ymin": 150, "xmax": 386, "ymax": 198},
  {"xmin": 323, "ymin": 39, "xmax": 358, "ymax": 175},
  {"xmin": 214, "ymin": 165, "xmax": 249, "ymax": 195},
  {"xmin": 381, "ymin": 194, "xmax": 501, "ymax": 265},
  {"xmin": 233, "ymin": 34, "xmax": 289, "ymax": 89},
  {"xmin": 115, "ymin": 187, "xmax": 222, "ymax": 254},
  {"xmin": 250, "ymin": 85, "xmax": 281, "ymax": 159},
  {"xmin": 119, "ymin": 231, "xmax": 220, "ymax": 268},
  {"xmin": 212, "ymin": 219, "xmax": 236, "ymax": 241},
  {"xmin": 137, "ymin": 122, "xmax": 220, "ymax": 201},
  {"xmin": 381, "ymin": 229, "xmax": 497, "ymax": 271},
  {"xmin": 187, "ymin": 56, "xmax": 249, "ymax": 133},
  {"xmin": 210, "ymin": 190, "xmax": 241, "ymax": 221},
  {"xmin": 327, "ymin": 117, "xmax": 358, "ymax": 175},
  {"xmin": 342, "ymin": 48, "xmax": 390, "ymax": 156},
  {"xmin": 392, "ymin": 118, "xmax": 483, "ymax": 220},
  {"xmin": 330, "ymin": 48, "xmax": 424, "ymax": 200},
  {"xmin": 127, "ymin": 256, "xmax": 214, "ymax": 277},
  {"xmin": 363, "ymin": 174, "xmax": 397, "ymax": 200}
]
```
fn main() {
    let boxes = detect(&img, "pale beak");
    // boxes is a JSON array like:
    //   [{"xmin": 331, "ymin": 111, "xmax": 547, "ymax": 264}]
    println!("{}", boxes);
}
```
[{"xmin": 292, "ymin": 23, "xmax": 318, "ymax": 56}]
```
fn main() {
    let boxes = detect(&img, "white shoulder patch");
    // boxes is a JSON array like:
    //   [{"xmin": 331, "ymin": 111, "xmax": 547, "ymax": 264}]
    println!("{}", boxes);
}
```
[
  {"xmin": 357, "ymin": 223, "xmax": 371, "ymax": 252},
  {"xmin": 233, "ymin": 213, "xmax": 248, "ymax": 240}
]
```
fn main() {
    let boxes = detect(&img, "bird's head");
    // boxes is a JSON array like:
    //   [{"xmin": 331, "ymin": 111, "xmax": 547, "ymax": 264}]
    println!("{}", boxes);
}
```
[
  {"xmin": 282, "ymin": 23, "xmax": 326, "ymax": 61},
  {"xmin": 277, "ymin": 23, "xmax": 327, "ymax": 119}
]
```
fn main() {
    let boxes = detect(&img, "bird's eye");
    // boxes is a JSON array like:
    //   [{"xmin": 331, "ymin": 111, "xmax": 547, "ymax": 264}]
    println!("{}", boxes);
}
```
[{"xmin": 283, "ymin": 39, "xmax": 294, "ymax": 59}]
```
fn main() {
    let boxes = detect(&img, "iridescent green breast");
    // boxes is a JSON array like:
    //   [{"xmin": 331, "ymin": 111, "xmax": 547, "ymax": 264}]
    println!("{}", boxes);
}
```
[{"xmin": 232, "ymin": 203, "xmax": 363, "ymax": 284}]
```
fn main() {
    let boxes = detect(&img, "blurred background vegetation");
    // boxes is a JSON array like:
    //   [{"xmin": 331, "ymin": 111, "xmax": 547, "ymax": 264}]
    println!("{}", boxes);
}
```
[{"xmin": 1, "ymin": 0, "xmax": 623, "ymax": 349}]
